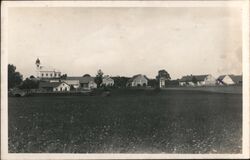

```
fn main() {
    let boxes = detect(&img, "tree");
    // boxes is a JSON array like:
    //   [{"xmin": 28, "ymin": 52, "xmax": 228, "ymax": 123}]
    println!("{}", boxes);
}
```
[
  {"xmin": 156, "ymin": 69, "xmax": 171, "ymax": 88},
  {"xmin": 148, "ymin": 79, "xmax": 157, "ymax": 88},
  {"xmin": 112, "ymin": 76, "xmax": 130, "ymax": 88},
  {"xmin": 94, "ymin": 69, "xmax": 104, "ymax": 88},
  {"xmin": 192, "ymin": 76, "xmax": 197, "ymax": 85},
  {"xmin": 60, "ymin": 74, "xmax": 67, "ymax": 79},
  {"xmin": 19, "ymin": 78, "xmax": 39, "ymax": 89},
  {"xmin": 8, "ymin": 64, "xmax": 23, "ymax": 89},
  {"xmin": 83, "ymin": 74, "xmax": 91, "ymax": 77}
]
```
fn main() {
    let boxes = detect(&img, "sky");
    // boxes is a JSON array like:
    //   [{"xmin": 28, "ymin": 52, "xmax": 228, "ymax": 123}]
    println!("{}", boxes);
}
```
[{"xmin": 8, "ymin": 7, "xmax": 242, "ymax": 79}]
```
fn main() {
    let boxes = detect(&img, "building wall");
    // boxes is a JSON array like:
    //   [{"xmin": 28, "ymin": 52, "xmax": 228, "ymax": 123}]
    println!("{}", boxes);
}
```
[
  {"xmin": 62, "ymin": 80, "xmax": 80, "ymax": 88},
  {"xmin": 131, "ymin": 76, "xmax": 148, "ymax": 87},
  {"xmin": 159, "ymin": 78, "xmax": 166, "ymax": 88},
  {"xmin": 102, "ymin": 78, "xmax": 114, "ymax": 86},
  {"xmin": 53, "ymin": 83, "xmax": 70, "ymax": 91},
  {"xmin": 39, "ymin": 71, "xmax": 61, "ymax": 79},
  {"xmin": 81, "ymin": 81, "xmax": 97, "ymax": 90},
  {"xmin": 222, "ymin": 75, "xmax": 235, "ymax": 85},
  {"xmin": 204, "ymin": 75, "xmax": 216, "ymax": 85},
  {"xmin": 89, "ymin": 81, "xmax": 97, "ymax": 89}
]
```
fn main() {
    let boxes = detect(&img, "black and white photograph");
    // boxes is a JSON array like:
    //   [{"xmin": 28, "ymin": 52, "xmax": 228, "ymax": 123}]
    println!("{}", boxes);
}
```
[{"xmin": 1, "ymin": 0, "xmax": 249, "ymax": 159}]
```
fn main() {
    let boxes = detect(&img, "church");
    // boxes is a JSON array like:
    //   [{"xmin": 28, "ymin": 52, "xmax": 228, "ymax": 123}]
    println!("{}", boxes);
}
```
[{"xmin": 35, "ymin": 58, "xmax": 61, "ymax": 79}]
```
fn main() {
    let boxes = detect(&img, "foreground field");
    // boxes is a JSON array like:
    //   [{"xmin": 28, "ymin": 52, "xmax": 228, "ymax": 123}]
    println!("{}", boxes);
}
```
[{"xmin": 8, "ymin": 89, "xmax": 242, "ymax": 153}]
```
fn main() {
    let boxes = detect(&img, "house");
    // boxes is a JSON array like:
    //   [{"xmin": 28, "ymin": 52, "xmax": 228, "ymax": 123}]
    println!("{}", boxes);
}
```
[
  {"xmin": 217, "ymin": 75, "xmax": 242, "ymax": 85},
  {"xmin": 127, "ymin": 74, "xmax": 148, "ymax": 87},
  {"xmin": 62, "ymin": 75, "xmax": 97, "ymax": 90},
  {"xmin": 39, "ymin": 81, "xmax": 70, "ymax": 92},
  {"xmin": 179, "ymin": 74, "xmax": 216, "ymax": 86},
  {"xmin": 102, "ymin": 75, "xmax": 114, "ymax": 86},
  {"xmin": 35, "ymin": 58, "xmax": 61, "ymax": 79}
]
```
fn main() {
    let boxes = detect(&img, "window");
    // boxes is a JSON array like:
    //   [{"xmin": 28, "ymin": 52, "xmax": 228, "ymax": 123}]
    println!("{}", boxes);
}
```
[
  {"xmin": 50, "ymin": 73, "xmax": 52, "ymax": 77},
  {"xmin": 41, "ymin": 73, "xmax": 44, "ymax": 77},
  {"xmin": 55, "ymin": 73, "xmax": 57, "ymax": 77},
  {"xmin": 46, "ymin": 73, "xmax": 48, "ymax": 77}
]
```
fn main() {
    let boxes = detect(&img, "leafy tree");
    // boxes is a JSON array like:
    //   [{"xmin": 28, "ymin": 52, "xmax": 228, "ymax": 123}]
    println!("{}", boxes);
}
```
[
  {"xmin": 192, "ymin": 76, "xmax": 197, "ymax": 85},
  {"xmin": 148, "ymin": 79, "xmax": 157, "ymax": 88},
  {"xmin": 30, "ymin": 75, "xmax": 35, "ymax": 79},
  {"xmin": 156, "ymin": 69, "xmax": 171, "ymax": 88},
  {"xmin": 19, "ymin": 78, "xmax": 39, "ymax": 89},
  {"xmin": 112, "ymin": 76, "xmax": 130, "ymax": 88},
  {"xmin": 8, "ymin": 64, "xmax": 23, "ymax": 89},
  {"xmin": 60, "ymin": 74, "xmax": 67, "ymax": 79},
  {"xmin": 94, "ymin": 69, "xmax": 104, "ymax": 88}
]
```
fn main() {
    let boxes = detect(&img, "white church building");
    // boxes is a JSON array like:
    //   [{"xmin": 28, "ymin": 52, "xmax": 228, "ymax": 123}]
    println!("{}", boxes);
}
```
[{"xmin": 35, "ymin": 58, "xmax": 61, "ymax": 79}]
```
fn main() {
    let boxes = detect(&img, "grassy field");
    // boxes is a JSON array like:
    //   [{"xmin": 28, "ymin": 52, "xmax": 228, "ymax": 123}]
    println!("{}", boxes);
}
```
[{"xmin": 8, "ymin": 89, "xmax": 242, "ymax": 153}]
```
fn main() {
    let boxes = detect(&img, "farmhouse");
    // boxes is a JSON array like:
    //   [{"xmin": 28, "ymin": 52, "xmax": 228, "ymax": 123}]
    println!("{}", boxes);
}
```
[
  {"xmin": 127, "ymin": 74, "xmax": 148, "ymax": 87},
  {"xmin": 35, "ymin": 58, "xmax": 61, "ymax": 79},
  {"xmin": 62, "ymin": 75, "xmax": 97, "ymax": 90},
  {"xmin": 39, "ymin": 81, "xmax": 70, "ymax": 92},
  {"xmin": 102, "ymin": 75, "xmax": 114, "ymax": 86},
  {"xmin": 179, "ymin": 74, "xmax": 216, "ymax": 86},
  {"xmin": 217, "ymin": 75, "xmax": 242, "ymax": 85}
]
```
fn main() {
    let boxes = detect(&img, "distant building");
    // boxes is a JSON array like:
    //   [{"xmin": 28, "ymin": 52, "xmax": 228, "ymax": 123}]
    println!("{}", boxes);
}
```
[
  {"xmin": 102, "ymin": 75, "xmax": 114, "ymax": 86},
  {"xmin": 157, "ymin": 70, "xmax": 171, "ymax": 88},
  {"xmin": 217, "ymin": 75, "xmax": 242, "ymax": 85},
  {"xmin": 39, "ymin": 81, "xmax": 70, "ymax": 92},
  {"xmin": 35, "ymin": 58, "xmax": 61, "ymax": 79},
  {"xmin": 127, "ymin": 74, "xmax": 148, "ymax": 87},
  {"xmin": 179, "ymin": 74, "xmax": 216, "ymax": 86},
  {"xmin": 62, "ymin": 75, "xmax": 97, "ymax": 90}
]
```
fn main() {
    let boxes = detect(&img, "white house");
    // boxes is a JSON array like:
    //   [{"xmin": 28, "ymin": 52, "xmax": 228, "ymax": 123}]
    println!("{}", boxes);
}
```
[
  {"xmin": 39, "ymin": 81, "xmax": 70, "ymax": 92},
  {"xmin": 179, "ymin": 74, "xmax": 216, "ymax": 86},
  {"xmin": 62, "ymin": 75, "xmax": 97, "ymax": 90},
  {"xmin": 102, "ymin": 75, "xmax": 114, "ymax": 86},
  {"xmin": 217, "ymin": 75, "xmax": 242, "ymax": 85},
  {"xmin": 127, "ymin": 74, "xmax": 148, "ymax": 87},
  {"xmin": 35, "ymin": 58, "xmax": 61, "ymax": 79}
]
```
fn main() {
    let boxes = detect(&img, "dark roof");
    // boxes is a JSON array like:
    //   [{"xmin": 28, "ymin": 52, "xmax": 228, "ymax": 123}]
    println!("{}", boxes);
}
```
[
  {"xmin": 179, "ymin": 75, "xmax": 209, "ymax": 82},
  {"xmin": 39, "ymin": 82, "xmax": 67, "ymax": 88},
  {"xmin": 231, "ymin": 75, "xmax": 242, "ymax": 83},
  {"xmin": 66, "ymin": 76, "xmax": 95, "ymax": 84}
]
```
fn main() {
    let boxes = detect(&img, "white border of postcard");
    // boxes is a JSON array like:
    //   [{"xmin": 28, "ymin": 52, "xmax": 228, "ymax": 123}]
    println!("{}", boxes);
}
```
[{"xmin": 1, "ymin": 0, "xmax": 249, "ymax": 159}]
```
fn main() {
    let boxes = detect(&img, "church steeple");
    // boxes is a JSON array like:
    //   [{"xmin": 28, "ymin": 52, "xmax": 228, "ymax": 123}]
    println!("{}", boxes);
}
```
[{"xmin": 35, "ymin": 58, "xmax": 40, "ymax": 67}]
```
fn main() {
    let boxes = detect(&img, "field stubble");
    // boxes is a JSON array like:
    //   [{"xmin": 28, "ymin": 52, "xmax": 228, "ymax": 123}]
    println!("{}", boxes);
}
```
[{"xmin": 8, "ymin": 89, "xmax": 242, "ymax": 153}]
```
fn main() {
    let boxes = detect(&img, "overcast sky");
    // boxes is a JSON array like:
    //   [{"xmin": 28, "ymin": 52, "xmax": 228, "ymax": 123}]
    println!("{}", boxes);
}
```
[{"xmin": 8, "ymin": 7, "xmax": 242, "ymax": 79}]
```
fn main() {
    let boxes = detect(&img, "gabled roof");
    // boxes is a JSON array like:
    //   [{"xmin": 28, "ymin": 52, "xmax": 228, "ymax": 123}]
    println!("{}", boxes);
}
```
[
  {"xmin": 128, "ymin": 74, "xmax": 149, "ymax": 83},
  {"xmin": 65, "ymin": 76, "xmax": 95, "ymax": 84},
  {"xmin": 231, "ymin": 75, "xmax": 242, "ymax": 83},
  {"xmin": 179, "ymin": 75, "xmax": 209, "ymax": 82},
  {"xmin": 217, "ymin": 74, "xmax": 242, "ymax": 83},
  {"xmin": 39, "ymin": 82, "xmax": 69, "ymax": 88}
]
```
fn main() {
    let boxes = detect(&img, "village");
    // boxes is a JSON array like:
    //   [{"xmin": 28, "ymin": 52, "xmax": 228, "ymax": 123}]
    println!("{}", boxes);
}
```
[{"xmin": 8, "ymin": 58, "xmax": 242, "ymax": 96}]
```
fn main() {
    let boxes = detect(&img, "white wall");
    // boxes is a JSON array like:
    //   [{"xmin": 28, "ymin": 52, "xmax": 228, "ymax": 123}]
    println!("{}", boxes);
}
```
[
  {"xmin": 222, "ymin": 75, "xmax": 235, "ymax": 85},
  {"xmin": 131, "ymin": 76, "xmax": 148, "ymax": 86},
  {"xmin": 53, "ymin": 83, "xmax": 70, "ymax": 91}
]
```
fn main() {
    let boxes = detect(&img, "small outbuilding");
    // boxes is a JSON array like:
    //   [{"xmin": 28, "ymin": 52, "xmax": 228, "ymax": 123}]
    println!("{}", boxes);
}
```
[{"xmin": 39, "ymin": 81, "xmax": 70, "ymax": 92}]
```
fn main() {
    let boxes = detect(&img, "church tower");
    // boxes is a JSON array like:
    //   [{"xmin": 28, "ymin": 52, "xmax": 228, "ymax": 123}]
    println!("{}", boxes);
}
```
[{"xmin": 35, "ymin": 58, "xmax": 41, "ymax": 78}]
